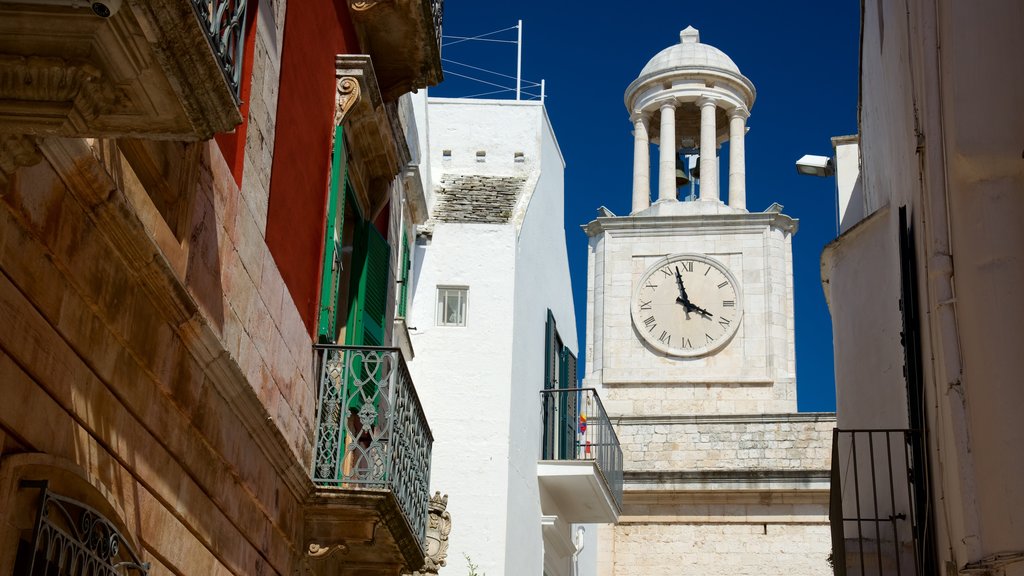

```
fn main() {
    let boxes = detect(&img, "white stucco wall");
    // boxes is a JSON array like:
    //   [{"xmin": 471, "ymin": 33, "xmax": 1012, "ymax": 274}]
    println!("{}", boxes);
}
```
[
  {"xmin": 832, "ymin": 0, "xmax": 1024, "ymax": 572},
  {"xmin": 409, "ymin": 223, "xmax": 518, "ymax": 575},
  {"xmin": 506, "ymin": 104, "xmax": 579, "ymax": 576},
  {"xmin": 408, "ymin": 99, "xmax": 587, "ymax": 575}
]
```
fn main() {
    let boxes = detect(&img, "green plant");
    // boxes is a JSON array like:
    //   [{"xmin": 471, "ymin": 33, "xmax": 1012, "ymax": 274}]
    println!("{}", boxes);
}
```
[{"xmin": 464, "ymin": 553, "xmax": 486, "ymax": 576}]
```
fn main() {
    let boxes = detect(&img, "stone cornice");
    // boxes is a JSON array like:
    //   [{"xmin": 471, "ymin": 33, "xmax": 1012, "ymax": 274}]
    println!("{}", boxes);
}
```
[
  {"xmin": 625, "ymin": 469, "xmax": 831, "ymax": 491},
  {"xmin": 613, "ymin": 412, "xmax": 837, "ymax": 425},
  {"xmin": 582, "ymin": 211, "xmax": 799, "ymax": 238}
]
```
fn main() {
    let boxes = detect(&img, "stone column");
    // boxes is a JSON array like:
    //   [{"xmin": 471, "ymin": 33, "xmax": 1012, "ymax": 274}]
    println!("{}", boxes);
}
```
[
  {"xmin": 697, "ymin": 97, "xmax": 719, "ymax": 202},
  {"xmin": 728, "ymin": 107, "xmax": 748, "ymax": 210},
  {"xmin": 631, "ymin": 112, "xmax": 650, "ymax": 213},
  {"xmin": 658, "ymin": 100, "xmax": 677, "ymax": 202}
]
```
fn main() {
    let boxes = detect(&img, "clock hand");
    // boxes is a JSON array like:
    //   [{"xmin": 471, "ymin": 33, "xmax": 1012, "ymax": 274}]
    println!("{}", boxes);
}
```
[
  {"xmin": 674, "ymin": 267, "xmax": 692, "ymax": 303},
  {"xmin": 690, "ymin": 304, "xmax": 713, "ymax": 319},
  {"xmin": 675, "ymin": 296, "xmax": 692, "ymax": 319}
]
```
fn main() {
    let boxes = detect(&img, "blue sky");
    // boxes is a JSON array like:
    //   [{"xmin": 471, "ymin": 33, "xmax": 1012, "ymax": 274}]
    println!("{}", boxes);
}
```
[{"xmin": 429, "ymin": 1, "xmax": 860, "ymax": 412}]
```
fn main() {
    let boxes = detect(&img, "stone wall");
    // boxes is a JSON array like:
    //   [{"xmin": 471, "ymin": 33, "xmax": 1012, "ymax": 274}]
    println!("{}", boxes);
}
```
[
  {"xmin": 604, "ymin": 522, "xmax": 832, "ymax": 575},
  {"xmin": 615, "ymin": 414, "xmax": 834, "ymax": 472},
  {"xmin": 0, "ymin": 132, "xmax": 312, "ymax": 575}
]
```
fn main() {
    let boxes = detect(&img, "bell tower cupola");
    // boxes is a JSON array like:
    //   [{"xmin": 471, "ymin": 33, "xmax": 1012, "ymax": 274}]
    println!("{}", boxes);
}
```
[{"xmin": 625, "ymin": 26, "xmax": 756, "ymax": 214}]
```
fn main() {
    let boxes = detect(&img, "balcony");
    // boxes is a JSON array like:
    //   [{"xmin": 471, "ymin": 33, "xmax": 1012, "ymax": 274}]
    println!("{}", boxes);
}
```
[
  {"xmin": 538, "ymin": 388, "xmax": 622, "ymax": 524},
  {"xmin": 0, "ymin": 0, "xmax": 247, "ymax": 140},
  {"xmin": 829, "ymin": 429, "xmax": 935, "ymax": 576},
  {"xmin": 305, "ymin": 345, "xmax": 433, "ymax": 575},
  {"xmin": 345, "ymin": 0, "xmax": 444, "ymax": 102}
]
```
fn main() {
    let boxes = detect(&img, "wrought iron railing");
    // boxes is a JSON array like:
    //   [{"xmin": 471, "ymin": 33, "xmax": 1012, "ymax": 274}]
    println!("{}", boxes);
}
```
[
  {"xmin": 540, "ymin": 387, "xmax": 623, "ymax": 509},
  {"xmin": 430, "ymin": 0, "xmax": 443, "ymax": 53},
  {"xmin": 312, "ymin": 345, "xmax": 433, "ymax": 545},
  {"xmin": 830, "ymin": 429, "xmax": 931, "ymax": 576},
  {"xmin": 17, "ymin": 480, "xmax": 150, "ymax": 575},
  {"xmin": 190, "ymin": 0, "xmax": 248, "ymax": 100}
]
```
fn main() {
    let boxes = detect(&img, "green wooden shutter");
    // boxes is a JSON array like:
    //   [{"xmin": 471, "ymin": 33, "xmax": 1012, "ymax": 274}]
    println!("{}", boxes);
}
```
[
  {"xmin": 345, "ymin": 219, "xmax": 391, "ymax": 347},
  {"xmin": 558, "ymin": 346, "xmax": 578, "ymax": 459},
  {"xmin": 397, "ymin": 230, "xmax": 411, "ymax": 318},
  {"xmin": 317, "ymin": 126, "xmax": 347, "ymax": 342}
]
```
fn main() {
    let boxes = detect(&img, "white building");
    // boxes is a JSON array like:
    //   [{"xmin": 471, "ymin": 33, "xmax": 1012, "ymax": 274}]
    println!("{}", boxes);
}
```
[
  {"xmin": 584, "ymin": 28, "xmax": 835, "ymax": 575},
  {"xmin": 821, "ymin": 1, "xmax": 1024, "ymax": 574},
  {"xmin": 406, "ymin": 96, "xmax": 621, "ymax": 576}
]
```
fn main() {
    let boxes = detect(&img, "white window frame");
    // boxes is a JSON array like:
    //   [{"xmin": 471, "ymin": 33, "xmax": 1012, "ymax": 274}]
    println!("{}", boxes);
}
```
[{"xmin": 436, "ymin": 286, "xmax": 469, "ymax": 327}]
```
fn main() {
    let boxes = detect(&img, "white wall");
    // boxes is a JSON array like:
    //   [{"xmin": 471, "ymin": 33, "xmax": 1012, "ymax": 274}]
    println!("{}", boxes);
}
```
[
  {"xmin": 408, "ymin": 99, "xmax": 586, "ymax": 575},
  {"xmin": 409, "ymin": 223, "xmax": 518, "ymax": 575},
  {"xmin": 833, "ymin": 0, "xmax": 1024, "ymax": 572},
  {"xmin": 506, "ymin": 104, "xmax": 580, "ymax": 576}
]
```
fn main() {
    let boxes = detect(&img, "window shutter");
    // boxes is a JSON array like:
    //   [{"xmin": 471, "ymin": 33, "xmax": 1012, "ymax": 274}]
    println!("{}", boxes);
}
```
[
  {"xmin": 544, "ymin": 310, "xmax": 557, "ymax": 390},
  {"xmin": 317, "ymin": 125, "xmax": 347, "ymax": 342},
  {"xmin": 398, "ymin": 230, "xmax": 411, "ymax": 318},
  {"xmin": 565, "ymin": 348, "xmax": 577, "ymax": 388},
  {"xmin": 346, "ymin": 219, "xmax": 391, "ymax": 346}
]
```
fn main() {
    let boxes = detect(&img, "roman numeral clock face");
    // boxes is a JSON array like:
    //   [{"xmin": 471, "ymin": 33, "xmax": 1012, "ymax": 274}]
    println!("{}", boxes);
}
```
[{"xmin": 630, "ymin": 254, "xmax": 743, "ymax": 357}]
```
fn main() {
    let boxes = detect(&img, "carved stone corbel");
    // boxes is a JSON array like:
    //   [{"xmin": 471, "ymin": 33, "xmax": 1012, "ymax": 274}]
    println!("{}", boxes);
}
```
[
  {"xmin": 334, "ymin": 76, "xmax": 362, "ymax": 127},
  {"xmin": 334, "ymin": 54, "xmax": 408, "ymax": 220},
  {"xmin": 0, "ymin": 134, "xmax": 42, "ymax": 186},
  {"xmin": 405, "ymin": 492, "xmax": 452, "ymax": 576},
  {"xmin": 349, "ymin": 0, "xmax": 388, "ymax": 11}
]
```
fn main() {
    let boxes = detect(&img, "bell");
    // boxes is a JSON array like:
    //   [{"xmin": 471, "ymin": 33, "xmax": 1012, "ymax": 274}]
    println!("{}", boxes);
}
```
[{"xmin": 675, "ymin": 157, "xmax": 691, "ymax": 187}]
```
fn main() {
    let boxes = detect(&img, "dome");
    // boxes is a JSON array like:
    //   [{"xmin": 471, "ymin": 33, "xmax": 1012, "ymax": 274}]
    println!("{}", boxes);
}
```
[{"xmin": 638, "ymin": 26, "xmax": 741, "ymax": 79}]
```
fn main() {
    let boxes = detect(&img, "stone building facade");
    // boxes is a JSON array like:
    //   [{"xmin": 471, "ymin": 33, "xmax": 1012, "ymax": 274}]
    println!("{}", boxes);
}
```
[
  {"xmin": 583, "ymin": 28, "xmax": 834, "ymax": 575},
  {"xmin": 823, "ymin": 0, "xmax": 1024, "ymax": 574},
  {"xmin": 0, "ymin": 1, "xmax": 443, "ymax": 575}
]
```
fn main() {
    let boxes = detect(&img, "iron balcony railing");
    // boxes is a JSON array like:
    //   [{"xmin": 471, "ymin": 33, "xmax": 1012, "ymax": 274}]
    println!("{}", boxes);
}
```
[
  {"xmin": 312, "ymin": 345, "xmax": 433, "ymax": 545},
  {"xmin": 540, "ymin": 387, "xmax": 624, "ymax": 509},
  {"xmin": 830, "ymin": 429, "xmax": 932, "ymax": 576},
  {"xmin": 191, "ymin": 0, "xmax": 249, "ymax": 100},
  {"xmin": 430, "ymin": 0, "xmax": 443, "ymax": 52}
]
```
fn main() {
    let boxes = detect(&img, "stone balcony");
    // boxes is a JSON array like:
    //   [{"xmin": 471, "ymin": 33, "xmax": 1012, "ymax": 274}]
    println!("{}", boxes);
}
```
[
  {"xmin": 346, "ymin": 0, "xmax": 444, "ymax": 102},
  {"xmin": 304, "ymin": 345, "xmax": 433, "ymax": 576},
  {"xmin": 538, "ymin": 387, "xmax": 623, "ymax": 524},
  {"xmin": 0, "ymin": 0, "xmax": 247, "ymax": 140}
]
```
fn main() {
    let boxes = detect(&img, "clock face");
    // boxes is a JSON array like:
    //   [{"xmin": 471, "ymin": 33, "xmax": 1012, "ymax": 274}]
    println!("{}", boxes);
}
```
[{"xmin": 630, "ymin": 254, "xmax": 743, "ymax": 357}]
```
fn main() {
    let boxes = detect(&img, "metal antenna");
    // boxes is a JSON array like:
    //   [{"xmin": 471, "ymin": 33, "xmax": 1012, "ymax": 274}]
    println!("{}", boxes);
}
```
[{"xmin": 516, "ymin": 20, "xmax": 523, "ymax": 100}]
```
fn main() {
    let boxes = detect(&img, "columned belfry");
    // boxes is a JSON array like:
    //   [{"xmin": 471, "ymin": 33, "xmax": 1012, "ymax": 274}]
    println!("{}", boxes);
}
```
[{"xmin": 625, "ymin": 26, "xmax": 755, "ymax": 213}]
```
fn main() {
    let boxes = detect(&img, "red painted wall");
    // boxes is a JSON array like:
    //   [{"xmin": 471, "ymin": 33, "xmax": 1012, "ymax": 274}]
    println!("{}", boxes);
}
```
[
  {"xmin": 214, "ymin": 3, "xmax": 259, "ymax": 187},
  {"xmin": 266, "ymin": 1, "xmax": 359, "ymax": 335}
]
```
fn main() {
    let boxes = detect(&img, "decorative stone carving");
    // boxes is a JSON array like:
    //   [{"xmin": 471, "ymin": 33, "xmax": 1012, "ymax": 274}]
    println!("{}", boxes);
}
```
[
  {"xmin": 406, "ymin": 492, "xmax": 452, "ymax": 576},
  {"xmin": 0, "ymin": 1, "xmax": 243, "ymax": 139},
  {"xmin": 334, "ymin": 76, "xmax": 362, "ymax": 126},
  {"xmin": 350, "ymin": 0, "xmax": 387, "ymax": 11},
  {"xmin": 0, "ymin": 56, "xmax": 120, "ymax": 126},
  {"xmin": 307, "ymin": 542, "xmax": 350, "ymax": 560},
  {"xmin": 0, "ymin": 134, "xmax": 42, "ymax": 186}
]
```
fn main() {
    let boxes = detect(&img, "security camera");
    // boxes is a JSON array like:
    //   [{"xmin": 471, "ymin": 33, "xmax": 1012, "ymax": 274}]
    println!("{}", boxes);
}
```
[
  {"xmin": 90, "ymin": 0, "xmax": 120, "ymax": 17},
  {"xmin": 795, "ymin": 154, "xmax": 835, "ymax": 177}
]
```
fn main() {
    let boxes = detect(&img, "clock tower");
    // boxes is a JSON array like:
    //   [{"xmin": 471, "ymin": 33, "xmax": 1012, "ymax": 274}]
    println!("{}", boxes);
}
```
[{"xmin": 584, "ymin": 28, "xmax": 835, "ymax": 575}]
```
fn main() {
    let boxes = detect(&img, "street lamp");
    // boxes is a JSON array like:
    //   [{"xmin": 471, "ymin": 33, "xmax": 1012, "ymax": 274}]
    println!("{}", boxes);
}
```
[{"xmin": 795, "ymin": 154, "xmax": 835, "ymax": 177}]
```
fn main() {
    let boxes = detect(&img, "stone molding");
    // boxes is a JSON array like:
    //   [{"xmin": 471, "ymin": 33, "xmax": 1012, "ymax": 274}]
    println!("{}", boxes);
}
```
[
  {"xmin": 0, "ymin": 2, "xmax": 242, "ymax": 139},
  {"xmin": 614, "ymin": 412, "xmax": 837, "ymax": 425},
  {"xmin": 0, "ymin": 56, "xmax": 120, "ymax": 129},
  {"xmin": 583, "ymin": 210, "xmax": 799, "ymax": 238}
]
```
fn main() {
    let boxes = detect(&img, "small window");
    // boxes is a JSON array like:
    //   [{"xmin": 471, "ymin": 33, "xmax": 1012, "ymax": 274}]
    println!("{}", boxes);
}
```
[{"xmin": 436, "ymin": 286, "xmax": 468, "ymax": 326}]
